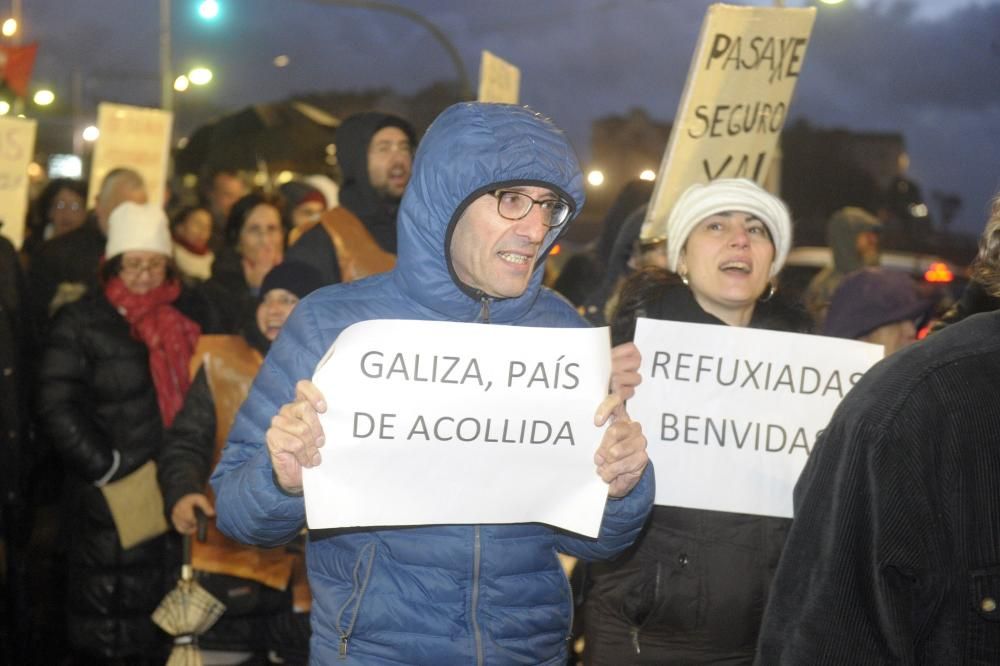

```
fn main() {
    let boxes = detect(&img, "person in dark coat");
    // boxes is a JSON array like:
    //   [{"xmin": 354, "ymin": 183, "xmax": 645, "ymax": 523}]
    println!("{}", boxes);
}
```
[
  {"xmin": 755, "ymin": 192, "xmax": 1000, "ymax": 664},
  {"xmin": 23, "ymin": 177, "xmax": 88, "ymax": 255},
  {"xmin": 198, "ymin": 192, "xmax": 287, "ymax": 333},
  {"xmin": 160, "ymin": 262, "xmax": 323, "ymax": 663},
  {"xmin": 36, "ymin": 202, "xmax": 202, "ymax": 662},
  {"xmin": 285, "ymin": 112, "xmax": 416, "ymax": 285},
  {"xmin": 26, "ymin": 168, "xmax": 147, "ymax": 333},
  {"xmin": 583, "ymin": 179, "xmax": 802, "ymax": 665}
]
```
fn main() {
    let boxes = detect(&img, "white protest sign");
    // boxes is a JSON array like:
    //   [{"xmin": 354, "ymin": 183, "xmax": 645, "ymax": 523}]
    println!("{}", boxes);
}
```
[
  {"xmin": 0, "ymin": 116, "xmax": 36, "ymax": 249},
  {"xmin": 478, "ymin": 50, "xmax": 520, "ymax": 104},
  {"xmin": 304, "ymin": 319, "xmax": 612, "ymax": 536},
  {"xmin": 642, "ymin": 4, "xmax": 816, "ymax": 240},
  {"xmin": 630, "ymin": 318, "xmax": 882, "ymax": 517},
  {"xmin": 88, "ymin": 103, "xmax": 172, "ymax": 208}
]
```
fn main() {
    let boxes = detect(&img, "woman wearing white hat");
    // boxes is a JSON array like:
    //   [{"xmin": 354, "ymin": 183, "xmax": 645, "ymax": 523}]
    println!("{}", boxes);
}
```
[
  {"xmin": 37, "ymin": 201, "xmax": 203, "ymax": 662},
  {"xmin": 581, "ymin": 179, "xmax": 807, "ymax": 665}
]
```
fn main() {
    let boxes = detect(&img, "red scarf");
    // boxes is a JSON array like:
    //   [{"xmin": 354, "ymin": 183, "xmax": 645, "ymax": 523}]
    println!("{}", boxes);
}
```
[{"xmin": 104, "ymin": 277, "xmax": 201, "ymax": 427}]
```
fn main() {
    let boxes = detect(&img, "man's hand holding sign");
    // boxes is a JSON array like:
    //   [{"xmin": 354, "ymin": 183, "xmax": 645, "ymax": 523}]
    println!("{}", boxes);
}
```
[{"xmin": 265, "ymin": 320, "xmax": 648, "ymax": 534}]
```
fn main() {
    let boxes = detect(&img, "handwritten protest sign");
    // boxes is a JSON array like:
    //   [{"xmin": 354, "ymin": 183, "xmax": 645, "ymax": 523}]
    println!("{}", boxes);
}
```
[
  {"xmin": 0, "ymin": 116, "xmax": 36, "ymax": 249},
  {"xmin": 304, "ymin": 319, "xmax": 612, "ymax": 536},
  {"xmin": 478, "ymin": 50, "xmax": 520, "ymax": 104},
  {"xmin": 630, "ymin": 318, "xmax": 882, "ymax": 517},
  {"xmin": 642, "ymin": 3, "xmax": 816, "ymax": 240},
  {"xmin": 88, "ymin": 103, "xmax": 172, "ymax": 208}
]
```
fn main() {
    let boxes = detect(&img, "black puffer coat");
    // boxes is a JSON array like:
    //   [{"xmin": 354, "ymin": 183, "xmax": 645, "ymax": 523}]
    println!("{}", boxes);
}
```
[
  {"xmin": 584, "ymin": 280, "xmax": 807, "ymax": 665},
  {"xmin": 36, "ymin": 291, "xmax": 199, "ymax": 660}
]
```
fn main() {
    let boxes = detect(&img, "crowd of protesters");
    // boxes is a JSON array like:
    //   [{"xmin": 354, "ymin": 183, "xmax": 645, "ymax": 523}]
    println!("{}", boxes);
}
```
[{"xmin": 1, "ymin": 99, "xmax": 998, "ymax": 665}]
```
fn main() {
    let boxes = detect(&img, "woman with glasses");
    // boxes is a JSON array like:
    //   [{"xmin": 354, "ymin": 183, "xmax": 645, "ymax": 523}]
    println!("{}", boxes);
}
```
[
  {"xmin": 37, "ymin": 202, "xmax": 203, "ymax": 663},
  {"xmin": 24, "ymin": 177, "xmax": 89, "ymax": 255},
  {"xmin": 582, "ymin": 179, "xmax": 809, "ymax": 665},
  {"xmin": 198, "ymin": 192, "xmax": 289, "ymax": 333}
]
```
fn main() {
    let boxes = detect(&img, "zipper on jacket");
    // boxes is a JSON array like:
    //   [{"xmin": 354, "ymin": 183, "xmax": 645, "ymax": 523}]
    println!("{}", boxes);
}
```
[
  {"xmin": 478, "ymin": 294, "xmax": 491, "ymax": 323},
  {"xmin": 472, "ymin": 526, "xmax": 484, "ymax": 665},
  {"xmin": 335, "ymin": 542, "xmax": 377, "ymax": 660}
]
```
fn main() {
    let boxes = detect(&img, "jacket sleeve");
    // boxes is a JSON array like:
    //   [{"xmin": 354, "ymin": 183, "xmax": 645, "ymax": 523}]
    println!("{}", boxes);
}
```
[
  {"xmin": 209, "ymin": 301, "xmax": 326, "ymax": 547},
  {"xmin": 158, "ymin": 367, "xmax": 216, "ymax": 515},
  {"xmin": 36, "ymin": 305, "xmax": 116, "ymax": 482},
  {"xmin": 754, "ymin": 413, "xmax": 942, "ymax": 664},
  {"xmin": 554, "ymin": 463, "xmax": 654, "ymax": 560}
]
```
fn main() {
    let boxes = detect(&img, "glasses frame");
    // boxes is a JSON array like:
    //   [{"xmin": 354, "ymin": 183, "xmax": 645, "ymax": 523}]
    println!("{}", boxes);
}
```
[
  {"xmin": 120, "ymin": 257, "xmax": 169, "ymax": 275},
  {"xmin": 489, "ymin": 189, "xmax": 572, "ymax": 230}
]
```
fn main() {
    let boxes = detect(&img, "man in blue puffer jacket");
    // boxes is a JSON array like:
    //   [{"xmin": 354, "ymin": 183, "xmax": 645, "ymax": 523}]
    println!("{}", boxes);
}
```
[{"xmin": 211, "ymin": 102, "xmax": 654, "ymax": 665}]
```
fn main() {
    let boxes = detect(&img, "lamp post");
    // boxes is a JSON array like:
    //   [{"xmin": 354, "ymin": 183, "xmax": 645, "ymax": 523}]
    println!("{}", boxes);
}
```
[{"xmin": 302, "ymin": 0, "xmax": 472, "ymax": 99}]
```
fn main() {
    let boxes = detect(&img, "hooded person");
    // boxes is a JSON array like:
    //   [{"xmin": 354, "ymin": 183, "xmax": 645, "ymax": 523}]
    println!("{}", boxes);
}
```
[
  {"xmin": 279, "ymin": 181, "xmax": 328, "ymax": 233},
  {"xmin": 804, "ymin": 206, "xmax": 882, "ymax": 327},
  {"xmin": 285, "ymin": 112, "xmax": 417, "ymax": 285},
  {"xmin": 159, "ymin": 261, "xmax": 324, "ymax": 663},
  {"xmin": 210, "ymin": 102, "xmax": 654, "ymax": 665}
]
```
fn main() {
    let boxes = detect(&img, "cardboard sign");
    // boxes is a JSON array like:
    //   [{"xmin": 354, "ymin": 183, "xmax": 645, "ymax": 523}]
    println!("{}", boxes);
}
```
[
  {"xmin": 88, "ymin": 103, "xmax": 172, "ymax": 208},
  {"xmin": 642, "ymin": 3, "xmax": 816, "ymax": 240},
  {"xmin": 0, "ymin": 116, "xmax": 36, "ymax": 249},
  {"xmin": 478, "ymin": 50, "xmax": 520, "ymax": 104},
  {"xmin": 304, "ymin": 319, "xmax": 612, "ymax": 536},
  {"xmin": 629, "ymin": 318, "xmax": 882, "ymax": 517}
]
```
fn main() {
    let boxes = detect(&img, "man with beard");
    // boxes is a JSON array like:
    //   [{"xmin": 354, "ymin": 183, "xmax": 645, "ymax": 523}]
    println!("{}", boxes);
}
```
[{"xmin": 285, "ymin": 112, "xmax": 416, "ymax": 284}]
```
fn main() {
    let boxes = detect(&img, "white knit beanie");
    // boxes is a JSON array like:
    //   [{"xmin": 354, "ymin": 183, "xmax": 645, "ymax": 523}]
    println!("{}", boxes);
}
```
[
  {"xmin": 105, "ymin": 202, "xmax": 173, "ymax": 259},
  {"xmin": 665, "ymin": 178, "xmax": 792, "ymax": 277}
]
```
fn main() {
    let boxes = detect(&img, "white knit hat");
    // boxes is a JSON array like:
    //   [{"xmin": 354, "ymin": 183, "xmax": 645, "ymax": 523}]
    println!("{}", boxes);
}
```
[
  {"xmin": 665, "ymin": 178, "xmax": 792, "ymax": 277},
  {"xmin": 105, "ymin": 202, "xmax": 173, "ymax": 259}
]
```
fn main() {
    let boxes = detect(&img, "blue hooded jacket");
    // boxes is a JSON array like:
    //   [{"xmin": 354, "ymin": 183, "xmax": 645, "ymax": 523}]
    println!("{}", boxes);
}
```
[{"xmin": 211, "ymin": 103, "xmax": 654, "ymax": 665}]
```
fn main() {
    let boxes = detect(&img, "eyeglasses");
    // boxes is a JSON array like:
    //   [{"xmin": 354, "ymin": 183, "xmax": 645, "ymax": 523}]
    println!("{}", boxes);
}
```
[
  {"xmin": 369, "ymin": 140, "xmax": 412, "ymax": 158},
  {"xmin": 120, "ymin": 257, "xmax": 168, "ymax": 275},
  {"xmin": 53, "ymin": 200, "xmax": 83, "ymax": 211},
  {"xmin": 490, "ymin": 190, "xmax": 572, "ymax": 229}
]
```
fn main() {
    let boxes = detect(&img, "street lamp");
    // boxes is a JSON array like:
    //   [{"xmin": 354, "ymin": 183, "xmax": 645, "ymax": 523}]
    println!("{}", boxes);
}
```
[
  {"xmin": 33, "ymin": 89, "xmax": 55, "ymax": 106},
  {"xmin": 1, "ymin": 18, "xmax": 15, "ymax": 36},
  {"xmin": 82, "ymin": 125, "xmax": 100, "ymax": 142},
  {"xmin": 198, "ymin": 0, "xmax": 219, "ymax": 20}
]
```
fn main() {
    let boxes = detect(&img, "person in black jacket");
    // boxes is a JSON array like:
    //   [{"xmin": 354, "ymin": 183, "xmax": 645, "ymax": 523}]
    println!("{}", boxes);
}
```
[
  {"xmin": 583, "ymin": 179, "xmax": 804, "ymax": 665},
  {"xmin": 37, "ymin": 202, "xmax": 202, "ymax": 663},
  {"xmin": 198, "ymin": 192, "xmax": 287, "ymax": 333},
  {"xmin": 755, "ymin": 191, "xmax": 1000, "ymax": 664},
  {"xmin": 159, "ymin": 262, "xmax": 323, "ymax": 663},
  {"xmin": 285, "ymin": 112, "xmax": 415, "ymax": 284}
]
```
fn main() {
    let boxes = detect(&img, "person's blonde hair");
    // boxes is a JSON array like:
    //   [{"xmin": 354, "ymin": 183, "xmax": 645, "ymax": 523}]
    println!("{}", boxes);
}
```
[{"xmin": 970, "ymin": 193, "xmax": 1000, "ymax": 298}]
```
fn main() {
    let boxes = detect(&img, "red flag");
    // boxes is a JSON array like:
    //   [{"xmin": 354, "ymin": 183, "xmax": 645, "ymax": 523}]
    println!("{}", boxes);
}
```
[{"xmin": 0, "ymin": 42, "xmax": 38, "ymax": 98}]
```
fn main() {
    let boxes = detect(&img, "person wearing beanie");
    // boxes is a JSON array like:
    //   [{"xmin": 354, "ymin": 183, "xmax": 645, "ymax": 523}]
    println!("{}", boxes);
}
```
[
  {"xmin": 211, "ymin": 102, "xmax": 652, "ymax": 665},
  {"xmin": 823, "ymin": 268, "xmax": 929, "ymax": 357},
  {"xmin": 279, "ymin": 181, "xmax": 328, "ymax": 236},
  {"xmin": 804, "ymin": 205, "xmax": 883, "ymax": 327},
  {"xmin": 198, "ymin": 192, "xmax": 287, "ymax": 333},
  {"xmin": 285, "ymin": 111, "xmax": 417, "ymax": 286},
  {"xmin": 583, "ymin": 178, "xmax": 801, "ymax": 665},
  {"xmin": 158, "ymin": 261, "xmax": 323, "ymax": 663},
  {"xmin": 36, "ymin": 200, "xmax": 203, "ymax": 662}
]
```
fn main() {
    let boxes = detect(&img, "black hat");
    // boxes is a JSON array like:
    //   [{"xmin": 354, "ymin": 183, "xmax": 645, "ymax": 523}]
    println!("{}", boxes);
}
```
[
  {"xmin": 823, "ymin": 268, "xmax": 931, "ymax": 339},
  {"xmin": 259, "ymin": 261, "xmax": 326, "ymax": 302}
]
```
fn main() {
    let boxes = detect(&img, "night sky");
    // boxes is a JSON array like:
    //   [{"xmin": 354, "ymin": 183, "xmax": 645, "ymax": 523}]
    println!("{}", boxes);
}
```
[{"xmin": 20, "ymin": 0, "xmax": 1000, "ymax": 235}]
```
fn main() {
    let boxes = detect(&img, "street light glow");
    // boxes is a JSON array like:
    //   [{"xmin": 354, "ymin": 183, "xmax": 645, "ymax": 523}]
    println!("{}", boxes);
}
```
[
  {"xmin": 639, "ymin": 169, "xmax": 656, "ymax": 181},
  {"xmin": 198, "ymin": 0, "xmax": 220, "ymax": 20},
  {"xmin": 33, "ymin": 89, "xmax": 55, "ymax": 106},
  {"xmin": 587, "ymin": 170, "xmax": 605, "ymax": 187},
  {"xmin": 818, "ymin": 0, "xmax": 844, "ymax": 4},
  {"xmin": 82, "ymin": 125, "xmax": 100, "ymax": 142},
  {"xmin": 0, "ymin": 101, "xmax": 9, "ymax": 115},
  {"xmin": 174, "ymin": 75, "xmax": 190, "ymax": 92},
  {"xmin": 1, "ymin": 18, "xmax": 16, "ymax": 36},
  {"xmin": 274, "ymin": 54, "xmax": 290, "ymax": 68},
  {"xmin": 189, "ymin": 67, "xmax": 213, "ymax": 85}
]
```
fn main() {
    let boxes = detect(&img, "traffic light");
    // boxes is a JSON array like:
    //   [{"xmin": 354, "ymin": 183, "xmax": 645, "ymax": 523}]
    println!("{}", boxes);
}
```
[{"xmin": 198, "ymin": 0, "xmax": 219, "ymax": 21}]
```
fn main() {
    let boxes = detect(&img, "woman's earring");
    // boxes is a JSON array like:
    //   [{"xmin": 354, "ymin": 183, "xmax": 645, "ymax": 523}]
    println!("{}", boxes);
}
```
[
  {"xmin": 759, "ymin": 281, "xmax": 776, "ymax": 302},
  {"xmin": 679, "ymin": 272, "xmax": 689, "ymax": 286}
]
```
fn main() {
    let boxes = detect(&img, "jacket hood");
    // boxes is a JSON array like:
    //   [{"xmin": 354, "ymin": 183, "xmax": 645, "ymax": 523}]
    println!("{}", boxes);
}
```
[
  {"xmin": 336, "ymin": 112, "xmax": 417, "ymax": 253},
  {"xmin": 827, "ymin": 206, "xmax": 881, "ymax": 273},
  {"xmin": 392, "ymin": 102, "xmax": 585, "ymax": 323}
]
